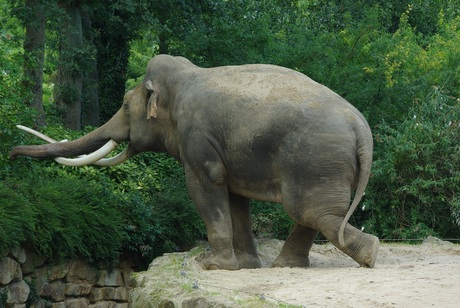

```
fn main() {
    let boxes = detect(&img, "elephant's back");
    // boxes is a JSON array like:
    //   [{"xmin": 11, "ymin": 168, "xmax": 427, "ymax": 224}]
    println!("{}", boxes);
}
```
[{"xmin": 179, "ymin": 63, "xmax": 370, "ymax": 146}]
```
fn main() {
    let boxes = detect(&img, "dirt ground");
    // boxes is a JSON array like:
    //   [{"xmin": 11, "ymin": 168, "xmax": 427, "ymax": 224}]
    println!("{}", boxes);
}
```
[{"xmin": 131, "ymin": 236, "xmax": 460, "ymax": 307}]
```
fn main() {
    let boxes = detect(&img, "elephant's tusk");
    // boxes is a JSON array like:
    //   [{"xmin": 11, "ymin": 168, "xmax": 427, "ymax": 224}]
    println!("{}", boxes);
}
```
[
  {"xmin": 16, "ymin": 125, "xmax": 124, "ymax": 166},
  {"xmin": 17, "ymin": 125, "xmax": 59, "ymax": 143},
  {"xmin": 54, "ymin": 140, "xmax": 118, "ymax": 166},
  {"xmin": 91, "ymin": 146, "xmax": 131, "ymax": 166}
]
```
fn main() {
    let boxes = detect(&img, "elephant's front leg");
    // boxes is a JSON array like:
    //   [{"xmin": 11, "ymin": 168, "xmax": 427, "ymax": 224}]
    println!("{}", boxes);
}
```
[{"xmin": 184, "ymin": 163, "xmax": 239, "ymax": 270}]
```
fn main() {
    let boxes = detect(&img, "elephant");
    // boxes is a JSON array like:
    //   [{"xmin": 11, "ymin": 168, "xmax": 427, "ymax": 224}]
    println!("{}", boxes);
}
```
[{"xmin": 10, "ymin": 54, "xmax": 379, "ymax": 270}]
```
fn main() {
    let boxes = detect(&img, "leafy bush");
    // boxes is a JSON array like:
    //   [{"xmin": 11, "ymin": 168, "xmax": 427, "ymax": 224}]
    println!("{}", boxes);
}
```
[
  {"xmin": 365, "ymin": 88, "xmax": 460, "ymax": 239},
  {"xmin": 114, "ymin": 153, "xmax": 206, "ymax": 268},
  {"xmin": 1, "ymin": 156, "xmax": 206, "ymax": 269},
  {"xmin": 0, "ymin": 175, "xmax": 125, "ymax": 263},
  {"xmin": 0, "ymin": 182, "xmax": 36, "ymax": 255},
  {"xmin": 251, "ymin": 201, "xmax": 293, "ymax": 240}
]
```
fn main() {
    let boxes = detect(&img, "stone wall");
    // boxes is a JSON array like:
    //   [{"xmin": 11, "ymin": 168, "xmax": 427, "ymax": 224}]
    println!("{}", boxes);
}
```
[{"xmin": 0, "ymin": 247, "xmax": 133, "ymax": 307}]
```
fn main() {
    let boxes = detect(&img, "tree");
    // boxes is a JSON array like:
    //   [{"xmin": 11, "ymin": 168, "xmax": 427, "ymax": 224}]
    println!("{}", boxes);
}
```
[
  {"xmin": 54, "ymin": 0, "xmax": 84, "ymax": 130},
  {"xmin": 81, "ymin": 5, "xmax": 99, "ymax": 127},
  {"xmin": 90, "ymin": 0, "xmax": 156, "ymax": 122},
  {"xmin": 21, "ymin": 0, "xmax": 47, "ymax": 127}
]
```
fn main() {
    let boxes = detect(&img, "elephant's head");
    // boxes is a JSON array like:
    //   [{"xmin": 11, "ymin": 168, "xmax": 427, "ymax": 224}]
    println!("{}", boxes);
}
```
[{"xmin": 9, "ymin": 55, "xmax": 188, "ymax": 165}]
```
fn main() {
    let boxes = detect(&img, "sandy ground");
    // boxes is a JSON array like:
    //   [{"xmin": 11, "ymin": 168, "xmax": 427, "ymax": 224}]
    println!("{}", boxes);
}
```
[{"xmin": 131, "ymin": 237, "xmax": 460, "ymax": 307}]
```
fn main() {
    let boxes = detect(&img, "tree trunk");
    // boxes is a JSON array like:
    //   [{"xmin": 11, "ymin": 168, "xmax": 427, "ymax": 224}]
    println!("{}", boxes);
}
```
[
  {"xmin": 81, "ymin": 6, "xmax": 99, "ymax": 127},
  {"xmin": 23, "ymin": 0, "xmax": 46, "ymax": 127},
  {"xmin": 55, "ymin": 2, "xmax": 83, "ymax": 130}
]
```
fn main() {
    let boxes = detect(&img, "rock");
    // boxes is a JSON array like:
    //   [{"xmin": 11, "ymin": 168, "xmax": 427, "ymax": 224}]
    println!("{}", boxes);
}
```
[
  {"xmin": 6, "ymin": 280, "xmax": 30, "ymax": 304},
  {"xmin": 65, "ymin": 282, "xmax": 92, "ymax": 296},
  {"xmin": 3, "ymin": 247, "xmax": 135, "ymax": 308},
  {"xmin": 9, "ymin": 247, "xmax": 26, "ymax": 264},
  {"xmin": 121, "ymin": 269, "xmax": 133, "ymax": 288},
  {"xmin": 28, "ymin": 298, "xmax": 50, "ymax": 308},
  {"xmin": 41, "ymin": 281, "xmax": 65, "ymax": 302},
  {"xmin": 65, "ymin": 297, "xmax": 90, "ymax": 308},
  {"xmin": 182, "ymin": 297, "xmax": 232, "ymax": 308},
  {"xmin": 88, "ymin": 301, "xmax": 111, "ymax": 308},
  {"xmin": 66, "ymin": 260, "xmax": 97, "ymax": 283},
  {"xmin": 88, "ymin": 287, "xmax": 112, "ymax": 302},
  {"xmin": 113, "ymin": 287, "xmax": 130, "ymax": 301},
  {"xmin": 423, "ymin": 236, "xmax": 454, "ymax": 246},
  {"xmin": 88, "ymin": 301, "xmax": 129, "ymax": 308},
  {"xmin": 88, "ymin": 286, "xmax": 130, "ymax": 303},
  {"xmin": 29, "ymin": 267, "xmax": 48, "ymax": 295},
  {"xmin": 21, "ymin": 251, "xmax": 47, "ymax": 274},
  {"xmin": 131, "ymin": 242, "xmax": 284, "ymax": 307},
  {"xmin": 96, "ymin": 269, "xmax": 123, "ymax": 287},
  {"xmin": 48, "ymin": 262, "xmax": 71, "ymax": 281},
  {"xmin": 88, "ymin": 302, "xmax": 111, "ymax": 308},
  {"xmin": 158, "ymin": 299, "xmax": 175, "ymax": 307},
  {"xmin": 0, "ymin": 257, "xmax": 22, "ymax": 285}
]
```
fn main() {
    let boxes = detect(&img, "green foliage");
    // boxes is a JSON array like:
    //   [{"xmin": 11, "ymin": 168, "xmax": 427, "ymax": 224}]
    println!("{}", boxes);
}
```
[
  {"xmin": 1, "ymin": 0, "xmax": 460, "ymax": 272},
  {"xmin": 279, "ymin": 4, "xmax": 460, "ymax": 127},
  {"xmin": 251, "ymin": 202, "xmax": 293, "ymax": 240},
  {"xmin": 365, "ymin": 89, "xmax": 460, "ymax": 239},
  {"xmin": 126, "ymin": 30, "xmax": 158, "ymax": 89},
  {"xmin": 1, "ymin": 152, "xmax": 205, "ymax": 268},
  {"xmin": 0, "ymin": 182, "xmax": 36, "ymax": 255},
  {"xmin": 148, "ymin": 167, "xmax": 206, "ymax": 255},
  {"xmin": 0, "ymin": 27, "xmax": 36, "ymax": 162},
  {"xmin": 91, "ymin": 0, "xmax": 157, "ymax": 121},
  {"xmin": 0, "ymin": 175, "xmax": 125, "ymax": 263},
  {"xmin": 2, "ymin": 115, "xmax": 206, "ymax": 267}
]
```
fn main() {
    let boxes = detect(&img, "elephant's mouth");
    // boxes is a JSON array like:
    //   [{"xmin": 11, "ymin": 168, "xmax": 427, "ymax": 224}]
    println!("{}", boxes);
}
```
[{"xmin": 16, "ymin": 125, "xmax": 132, "ymax": 167}]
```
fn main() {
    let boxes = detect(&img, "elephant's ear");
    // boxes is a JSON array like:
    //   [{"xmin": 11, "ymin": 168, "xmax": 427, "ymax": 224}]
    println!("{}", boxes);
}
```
[{"xmin": 145, "ymin": 79, "xmax": 159, "ymax": 119}]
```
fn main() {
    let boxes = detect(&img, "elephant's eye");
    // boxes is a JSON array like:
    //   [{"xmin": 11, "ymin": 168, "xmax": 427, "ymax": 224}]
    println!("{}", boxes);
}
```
[{"xmin": 123, "ymin": 102, "xmax": 129, "ymax": 114}]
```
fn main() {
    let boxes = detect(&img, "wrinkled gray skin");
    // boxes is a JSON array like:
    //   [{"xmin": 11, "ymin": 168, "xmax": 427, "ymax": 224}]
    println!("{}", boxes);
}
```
[{"xmin": 10, "ymin": 55, "xmax": 379, "ymax": 270}]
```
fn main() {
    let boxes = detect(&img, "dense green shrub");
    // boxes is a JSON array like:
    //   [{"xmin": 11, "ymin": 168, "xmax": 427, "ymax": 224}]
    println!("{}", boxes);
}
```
[
  {"xmin": 0, "ymin": 175, "xmax": 125, "ymax": 263},
  {"xmin": 114, "ymin": 153, "xmax": 206, "ymax": 268},
  {"xmin": 0, "ymin": 182, "xmax": 36, "ymax": 255},
  {"xmin": 1, "ymin": 156, "xmax": 206, "ymax": 268},
  {"xmin": 251, "ymin": 202, "xmax": 292, "ymax": 240},
  {"xmin": 148, "ymin": 173, "xmax": 206, "ymax": 255},
  {"xmin": 365, "ymin": 89, "xmax": 460, "ymax": 239}
]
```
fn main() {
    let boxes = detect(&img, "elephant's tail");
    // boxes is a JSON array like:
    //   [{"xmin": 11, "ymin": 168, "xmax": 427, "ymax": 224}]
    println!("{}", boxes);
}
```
[{"xmin": 338, "ymin": 121, "xmax": 373, "ymax": 247}]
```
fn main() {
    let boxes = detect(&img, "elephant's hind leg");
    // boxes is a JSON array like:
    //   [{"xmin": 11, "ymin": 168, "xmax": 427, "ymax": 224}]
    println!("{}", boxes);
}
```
[
  {"xmin": 284, "ymin": 186, "xmax": 379, "ymax": 268},
  {"xmin": 272, "ymin": 224, "xmax": 318, "ymax": 268},
  {"xmin": 230, "ymin": 194, "xmax": 261, "ymax": 269},
  {"xmin": 315, "ymin": 215, "xmax": 379, "ymax": 268}
]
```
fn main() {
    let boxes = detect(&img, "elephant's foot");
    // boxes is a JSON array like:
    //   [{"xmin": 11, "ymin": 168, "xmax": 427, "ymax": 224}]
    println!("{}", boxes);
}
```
[
  {"xmin": 271, "ymin": 224, "xmax": 318, "ymax": 268},
  {"xmin": 272, "ymin": 254, "xmax": 310, "ymax": 268},
  {"xmin": 196, "ymin": 251, "xmax": 239, "ymax": 270},
  {"xmin": 235, "ymin": 251, "xmax": 261, "ymax": 269},
  {"xmin": 353, "ymin": 234, "xmax": 379, "ymax": 268}
]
